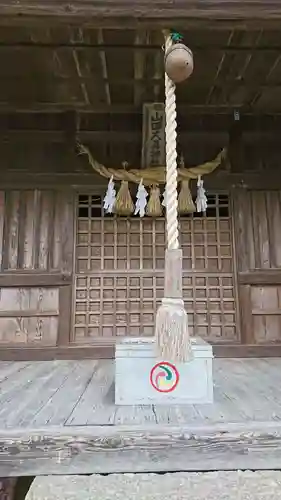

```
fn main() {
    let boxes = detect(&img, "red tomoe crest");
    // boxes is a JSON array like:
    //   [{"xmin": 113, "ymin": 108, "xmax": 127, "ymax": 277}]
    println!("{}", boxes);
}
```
[{"xmin": 150, "ymin": 362, "xmax": 179, "ymax": 393}]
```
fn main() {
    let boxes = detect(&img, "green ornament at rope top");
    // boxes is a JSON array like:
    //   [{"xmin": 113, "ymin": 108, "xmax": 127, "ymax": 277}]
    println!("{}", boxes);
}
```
[{"xmin": 170, "ymin": 30, "xmax": 184, "ymax": 43}]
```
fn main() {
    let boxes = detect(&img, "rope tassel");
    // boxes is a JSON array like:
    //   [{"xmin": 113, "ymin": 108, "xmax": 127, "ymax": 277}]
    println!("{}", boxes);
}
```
[
  {"xmin": 146, "ymin": 185, "xmax": 163, "ymax": 217},
  {"xmin": 154, "ymin": 31, "xmax": 193, "ymax": 363},
  {"xmin": 178, "ymin": 180, "xmax": 195, "ymax": 214},
  {"xmin": 115, "ymin": 181, "xmax": 134, "ymax": 216}
]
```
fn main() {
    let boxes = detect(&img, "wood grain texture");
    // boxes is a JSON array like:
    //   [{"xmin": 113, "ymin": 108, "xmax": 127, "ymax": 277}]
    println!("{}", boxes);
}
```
[
  {"xmin": 31, "ymin": 361, "xmax": 95, "ymax": 426},
  {"xmin": 0, "ymin": 189, "xmax": 74, "ymax": 273},
  {"xmin": 239, "ymin": 270, "xmax": 281, "ymax": 285},
  {"xmin": 1, "ymin": 359, "xmax": 281, "ymax": 429},
  {"xmin": 0, "ymin": 273, "xmax": 71, "ymax": 287},
  {"xmin": 1, "ymin": 422, "xmax": 281, "ymax": 476},
  {"xmin": 233, "ymin": 189, "xmax": 281, "ymax": 344},
  {"xmin": 0, "ymin": 171, "xmax": 280, "ymax": 191},
  {"xmin": 0, "ymin": 361, "xmax": 69, "ymax": 428},
  {"xmin": 266, "ymin": 191, "xmax": 281, "ymax": 268},
  {"xmin": 0, "ymin": 287, "xmax": 59, "ymax": 345},
  {"xmin": 0, "ymin": 359, "xmax": 281, "ymax": 474},
  {"xmin": 0, "ymin": 343, "xmax": 281, "ymax": 361},
  {"xmin": 0, "ymin": 345, "xmax": 114, "ymax": 361},
  {"xmin": 4, "ymin": 362, "xmax": 75, "ymax": 429},
  {"xmin": 233, "ymin": 189, "xmax": 281, "ymax": 272},
  {"xmin": 66, "ymin": 360, "xmax": 115, "ymax": 426},
  {"xmin": 0, "ymin": 1, "xmax": 281, "ymax": 24},
  {"xmin": 251, "ymin": 285, "xmax": 281, "ymax": 343},
  {"xmin": 239, "ymin": 285, "xmax": 253, "ymax": 344},
  {"xmin": 58, "ymin": 286, "xmax": 72, "ymax": 345},
  {"xmin": 0, "ymin": 189, "xmax": 75, "ymax": 348}
]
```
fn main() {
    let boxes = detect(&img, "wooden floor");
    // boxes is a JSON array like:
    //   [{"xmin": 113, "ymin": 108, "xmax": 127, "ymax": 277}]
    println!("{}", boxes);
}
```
[{"xmin": 1, "ymin": 358, "xmax": 281, "ymax": 475}]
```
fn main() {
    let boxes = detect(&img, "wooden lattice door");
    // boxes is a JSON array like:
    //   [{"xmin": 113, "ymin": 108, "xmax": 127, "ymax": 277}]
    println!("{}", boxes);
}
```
[{"xmin": 74, "ymin": 193, "xmax": 238, "ymax": 344}]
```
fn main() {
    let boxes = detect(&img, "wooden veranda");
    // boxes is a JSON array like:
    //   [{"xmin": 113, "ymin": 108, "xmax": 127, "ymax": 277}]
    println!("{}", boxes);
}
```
[{"xmin": 0, "ymin": 358, "xmax": 281, "ymax": 475}]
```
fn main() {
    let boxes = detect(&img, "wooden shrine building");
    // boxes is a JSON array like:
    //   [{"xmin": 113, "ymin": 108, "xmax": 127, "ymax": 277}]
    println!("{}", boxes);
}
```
[
  {"xmin": 0, "ymin": 1, "xmax": 280, "ymax": 361},
  {"xmin": 2, "ymin": 1, "xmax": 281, "ymax": 486}
]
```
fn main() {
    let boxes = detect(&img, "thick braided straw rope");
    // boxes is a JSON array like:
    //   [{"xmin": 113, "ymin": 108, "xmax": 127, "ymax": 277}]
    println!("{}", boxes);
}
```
[
  {"xmin": 154, "ymin": 31, "xmax": 193, "ymax": 363},
  {"xmin": 164, "ymin": 34, "xmax": 179, "ymax": 252},
  {"xmin": 78, "ymin": 144, "xmax": 225, "ymax": 185}
]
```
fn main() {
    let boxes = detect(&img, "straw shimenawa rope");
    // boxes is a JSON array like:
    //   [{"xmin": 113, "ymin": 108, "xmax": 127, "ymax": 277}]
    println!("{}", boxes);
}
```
[{"xmin": 77, "ymin": 143, "xmax": 226, "ymax": 185}]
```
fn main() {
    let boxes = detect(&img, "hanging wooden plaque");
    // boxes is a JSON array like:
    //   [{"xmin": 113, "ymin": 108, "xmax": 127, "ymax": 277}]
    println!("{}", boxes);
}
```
[{"xmin": 141, "ymin": 103, "xmax": 165, "ymax": 169}]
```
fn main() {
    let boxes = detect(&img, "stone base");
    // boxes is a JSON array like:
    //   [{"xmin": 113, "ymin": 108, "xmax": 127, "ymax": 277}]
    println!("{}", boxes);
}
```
[{"xmin": 115, "ymin": 337, "xmax": 213, "ymax": 405}]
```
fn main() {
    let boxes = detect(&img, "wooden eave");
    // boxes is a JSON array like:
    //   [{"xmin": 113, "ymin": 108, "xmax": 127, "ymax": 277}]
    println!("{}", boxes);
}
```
[
  {"xmin": 1, "ymin": 1, "xmax": 281, "ymax": 28},
  {"xmin": 0, "ymin": 15, "xmax": 279, "ymax": 167}
]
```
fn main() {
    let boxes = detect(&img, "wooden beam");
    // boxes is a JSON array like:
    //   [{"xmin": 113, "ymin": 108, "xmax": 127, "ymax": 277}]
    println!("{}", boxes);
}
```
[
  {"xmin": 2, "ymin": 43, "xmax": 281, "ymax": 52},
  {"xmin": 223, "ymin": 29, "xmax": 264, "ymax": 107},
  {"xmin": 0, "ymin": 103, "xmax": 259, "ymax": 114},
  {"xmin": 134, "ymin": 30, "xmax": 147, "ymax": 105},
  {"xmin": 0, "ymin": 170, "xmax": 281, "ymax": 192},
  {"xmin": 153, "ymin": 50, "xmax": 163, "ymax": 100},
  {"xmin": 0, "ymin": 129, "xmax": 280, "ymax": 144},
  {"xmin": 97, "ymin": 29, "xmax": 111, "ymax": 106},
  {"xmin": 0, "ymin": 130, "xmax": 227, "ymax": 143},
  {"xmin": 239, "ymin": 270, "xmax": 281, "ymax": 285},
  {"xmin": 69, "ymin": 26, "xmax": 90, "ymax": 106},
  {"xmin": 2, "ymin": 75, "xmax": 281, "ymax": 89},
  {"xmin": 247, "ymin": 53, "xmax": 281, "ymax": 107},
  {"xmin": 1, "ymin": 103, "xmax": 281, "ymax": 115},
  {"xmin": 206, "ymin": 30, "xmax": 235, "ymax": 105},
  {"xmin": 0, "ymin": 345, "xmax": 113, "ymax": 361},
  {"xmin": 72, "ymin": 49, "xmax": 90, "ymax": 106},
  {"xmin": 213, "ymin": 344, "xmax": 281, "ymax": 357},
  {"xmin": 0, "ymin": 3, "xmax": 281, "ymax": 29},
  {"xmin": 0, "ymin": 342, "xmax": 279, "ymax": 362},
  {"xmin": 0, "ymin": 272, "xmax": 71, "ymax": 287},
  {"xmin": 2, "ymin": 420, "xmax": 281, "ymax": 476}
]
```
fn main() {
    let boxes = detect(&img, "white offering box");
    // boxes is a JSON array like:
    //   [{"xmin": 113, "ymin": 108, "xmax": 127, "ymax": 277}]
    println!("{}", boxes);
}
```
[{"xmin": 115, "ymin": 337, "xmax": 213, "ymax": 406}]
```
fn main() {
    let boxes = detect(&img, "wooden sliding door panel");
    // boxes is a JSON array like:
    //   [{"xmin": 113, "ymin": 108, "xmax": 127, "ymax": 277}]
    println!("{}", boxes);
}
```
[{"xmin": 74, "ymin": 193, "xmax": 238, "ymax": 344}]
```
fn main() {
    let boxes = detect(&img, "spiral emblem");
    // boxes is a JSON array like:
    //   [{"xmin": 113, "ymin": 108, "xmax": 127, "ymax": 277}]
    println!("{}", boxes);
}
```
[{"xmin": 150, "ymin": 362, "xmax": 179, "ymax": 393}]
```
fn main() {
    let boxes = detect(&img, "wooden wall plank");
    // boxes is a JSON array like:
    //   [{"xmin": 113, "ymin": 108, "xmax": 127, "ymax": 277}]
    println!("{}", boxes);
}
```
[
  {"xmin": 53, "ymin": 191, "xmax": 74, "ymax": 273},
  {"xmin": 251, "ymin": 285, "xmax": 281, "ymax": 343},
  {"xmin": 0, "ymin": 287, "xmax": 59, "ymax": 345},
  {"xmin": 53, "ymin": 192, "xmax": 62, "ymax": 271},
  {"xmin": 0, "ymin": 189, "xmax": 75, "ymax": 348},
  {"xmin": 0, "ymin": 192, "xmax": 5, "ymax": 271},
  {"xmin": 233, "ymin": 189, "xmax": 281, "ymax": 273},
  {"xmin": 22, "ymin": 191, "xmax": 38, "ymax": 270},
  {"xmin": 266, "ymin": 191, "xmax": 281, "ymax": 268},
  {"xmin": 38, "ymin": 191, "xmax": 51, "ymax": 270},
  {"xmin": 57, "ymin": 286, "xmax": 72, "ymax": 346},
  {"xmin": 0, "ymin": 189, "xmax": 75, "ymax": 274},
  {"xmin": 239, "ymin": 284, "xmax": 253, "ymax": 344},
  {"xmin": 252, "ymin": 192, "xmax": 270, "ymax": 269},
  {"xmin": 3, "ymin": 191, "xmax": 21, "ymax": 270},
  {"xmin": 232, "ymin": 189, "xmax": 249, "ymax": 272},
  {"xmin": 60, "ymin": 191, "xmax": 75, "ymax": 275}
]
